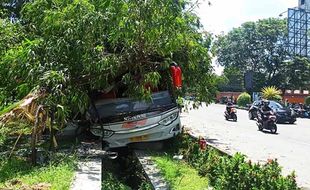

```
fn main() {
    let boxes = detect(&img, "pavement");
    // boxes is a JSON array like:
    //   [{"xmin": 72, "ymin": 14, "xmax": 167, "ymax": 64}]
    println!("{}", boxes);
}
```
[
  {"xmin": 71, "ymin": 142, "xmax": 102, "ymax": 190},
  {"xmin": 181, "ymin": 103, "xmax": 310, "ymax": 189}
]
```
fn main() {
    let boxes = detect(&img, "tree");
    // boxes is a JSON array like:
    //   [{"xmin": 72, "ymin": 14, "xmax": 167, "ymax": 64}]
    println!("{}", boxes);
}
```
[
  {"xmin": 213, "ymin": 18, "xmax": 288, "ymax": 91},
  {"xmin": 0, "ymin": 0, "xmax": 216, "ymax": 122},
  {"xmin": 282, "ymin": 57, "xmax": 310, "ymax": 90},
  {"xmin": 0, "ymin": 0, "xmax": 28, "ymax": 19},
  {"xmin": 217, "ymin": 67, "xmax": 244, "ymax": 92},
  {"xmin": 214, "ymin": 74, "xmax": 228, "ymax": 91},
  {"xmin": 0, "ymin": 16, "xmax": 25, "ymax": 106}
]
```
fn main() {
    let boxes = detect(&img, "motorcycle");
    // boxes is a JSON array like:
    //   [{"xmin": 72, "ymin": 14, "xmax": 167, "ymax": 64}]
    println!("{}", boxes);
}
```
[
  {"xmin": 291, "ymin": 104, "xmax": 310, "ymax": 118},
  {"xmin": 294, "ymin": 107, "xmax": 310, "ymax": 118},
  {"xmin": 256, "ymin": 110, "xmax": 277, "ymax": 134},
  {"xmin": 224, "ymin": 107, "xmax": 237, "ymax": 121}
]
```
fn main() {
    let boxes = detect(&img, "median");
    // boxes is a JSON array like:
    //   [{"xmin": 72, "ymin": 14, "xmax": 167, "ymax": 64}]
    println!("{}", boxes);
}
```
[{"xmin": 150, "ymin": 132, "xmax": 299, "ymax": 190}]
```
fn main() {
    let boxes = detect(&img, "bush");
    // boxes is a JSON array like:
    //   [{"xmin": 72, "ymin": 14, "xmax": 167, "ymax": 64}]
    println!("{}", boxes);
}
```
[
  {"xmin": 237, "ymin": 92, "xmax": 251, "ymax": 107},
  {"xmin": 174, "ymin": 133, "xmax": 300, "ymax": 190},
  {"xmin": 273, "ymin": 94, "xmax": 283, "ymax": 102},
  {"xmin": 305, "ymin": 96, "xmax": 310, "ymax": 105}
]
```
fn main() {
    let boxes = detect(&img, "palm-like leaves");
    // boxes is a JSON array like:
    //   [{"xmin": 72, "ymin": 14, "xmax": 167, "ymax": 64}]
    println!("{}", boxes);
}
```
[
  {"xmin": 0, "ymin": 90, "xmax": 50, "ymax": 159},
  {"xmin": 261, "ymin": 86, "xmax": 282, "ymax": 101}
]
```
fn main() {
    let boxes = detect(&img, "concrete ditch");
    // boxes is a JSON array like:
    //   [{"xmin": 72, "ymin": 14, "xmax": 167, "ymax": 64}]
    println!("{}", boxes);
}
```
[{"xmin": 135, "ymin": 150, "xmax": 169, "ymax": 190}]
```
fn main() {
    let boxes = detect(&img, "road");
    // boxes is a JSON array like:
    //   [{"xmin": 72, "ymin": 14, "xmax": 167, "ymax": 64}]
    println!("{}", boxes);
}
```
[{"xmin": 181, "ymin": 103, "xmax": 310, "ymax": 189}]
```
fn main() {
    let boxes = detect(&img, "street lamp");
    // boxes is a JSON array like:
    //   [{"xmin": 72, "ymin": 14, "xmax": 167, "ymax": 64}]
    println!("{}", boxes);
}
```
[
  {"xmin": 278, "ymin": 7, "xmax": 299, "ymax": 17},
  {"xmin": 279, "ymin": 11, "xmax": 286, "ymax": 17}
]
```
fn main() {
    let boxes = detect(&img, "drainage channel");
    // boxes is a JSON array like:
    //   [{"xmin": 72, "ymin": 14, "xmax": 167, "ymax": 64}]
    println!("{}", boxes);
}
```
[
  {"xmin": 102, "ymin": 147, "xmax": 154, "ymax": 190},
  {"xmin": 135, "ymin": 150, "xmax": 169, "ymax": 190}
]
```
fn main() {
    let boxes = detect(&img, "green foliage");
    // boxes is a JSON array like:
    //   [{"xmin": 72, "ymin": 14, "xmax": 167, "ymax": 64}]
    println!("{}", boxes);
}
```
[
  {"xmin": 213, "ymin": 18, "xmax": 288, "ymax": 91},
  {"xmin": 102, "ymin": 172, "xmax": 132, "ymax": 190},
  {"xmin": 273, "ymin": 94, "xmax": 283, "ymax": 102},
  {"xmin": 283, "ymin": 57, "xmax": 310, "ymax": 90},
  {"xmin": 102, "ymin": 172, "xmax": 153, "ymax": 190},
  {"xmin": 0, "ymin": 127, "xmax": 10, "ymax": 147},
  {"xmin": 171, "ymin": 133, "xmax": 300, "ymax": 190},
  {"xmin": 138, "ymin": 182, "xmax": 153, "ymax": 190},
  {"xmin": 262, "ymin": 86, "xmax": 282, "ymax": 101},
  {"xmin": 218, "ymin": 67, "xmax": 244, "ymax": 92},
  {"xmin": 305, "ymin": 96, "xmax": 310, "ymax": 105},
  {"xmin": 0, "ymin": 101, "xmax": 22, "ymax": 116},
  {"xmin": 0, "ymin": 0, "xmax": 216, "ymax": 127},
  {"xmin": 0, "ymin": 18, "xmax": 25, "ymax": 56},
  {"xmin": 0, "ymin": 154, "xmax": 77, "ymax": 189},
  {"xmin": 237, "ymin": 92, "xmax": 251, "ymax": 107},
  {"xmin": 153, "ymin": 155, "xmax": 209, "ymax": 190},
  {"xmin": 0, "ymin": 121, "xmax": 31, "ymax": 150}
]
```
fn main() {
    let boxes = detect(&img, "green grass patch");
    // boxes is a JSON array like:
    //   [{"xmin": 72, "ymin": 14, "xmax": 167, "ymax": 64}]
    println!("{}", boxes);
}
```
[
  {"xmin": 0, "ymin": 154, "xmax": 77, "ymax": 190},
  {"xmin": 102, "ymin": 172, "xmax": 132, "ymax": 190},
  {"xmin": 152, "ymin": 154, "xmax": 209, "ymax": 190}
]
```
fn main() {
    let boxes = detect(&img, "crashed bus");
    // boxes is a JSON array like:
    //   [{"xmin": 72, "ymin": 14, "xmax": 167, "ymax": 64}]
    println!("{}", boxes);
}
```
[{"xmin": 85, "ymin": 64, "xmax": 182, "ymax": 148}]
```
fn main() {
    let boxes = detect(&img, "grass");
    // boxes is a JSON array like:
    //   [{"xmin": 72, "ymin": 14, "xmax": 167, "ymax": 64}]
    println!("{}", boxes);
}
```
[
  {"xmin": 102, "ymin": 172, "xmax": 132, "ymax": 190},
  {"xmin": 152, "ymin": 154, "xmax": 209, "ymax": 190},
  {"xmin": 0, "ymin": 154, "xmax": 77, "ymax": 190},
  {"xmin": 102, "ymin": 172, "xmax": 153, "ymax": 190}
]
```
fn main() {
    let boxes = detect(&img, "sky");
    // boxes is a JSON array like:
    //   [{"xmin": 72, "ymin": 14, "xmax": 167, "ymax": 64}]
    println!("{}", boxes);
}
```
[{"xmin": 195, "ymin": 0, "xmax": 298, "ymax": 75}]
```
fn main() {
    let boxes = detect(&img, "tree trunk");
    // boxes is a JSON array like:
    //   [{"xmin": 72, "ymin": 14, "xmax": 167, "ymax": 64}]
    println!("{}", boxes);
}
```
[
  {"xmin": 31, "ymin": 105, "xmax": 44, "ymax": 165},
  {"xmin": 49, "ymin": 108, "xmax": 58, "ymax": 151}
]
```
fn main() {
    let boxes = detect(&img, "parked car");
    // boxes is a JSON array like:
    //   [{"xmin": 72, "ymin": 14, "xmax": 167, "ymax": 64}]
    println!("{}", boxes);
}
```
[
  {"xmin": 86, "ymin": 90, "xmax": 181, "ymax": 148},
  {"xmin": 248, "ymin": 100, "xmax": 296, "ymax": 124}
]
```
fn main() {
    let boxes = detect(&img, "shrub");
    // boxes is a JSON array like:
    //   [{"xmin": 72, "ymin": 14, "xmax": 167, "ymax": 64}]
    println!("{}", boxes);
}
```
[
  {"xmin": 174, "ymin": 133, "xmax": 300, "ymax": 190},
  {"xmin": 262, "ymin": 86, "xmax": 282, "ymax": 101},
  {"xmin": 273, "ymin": 94, "xmax": 283, "ymax": 102},
  {"xmin": 237, "ymin": 92, "xmax": 251, "ymax": 107},
  {"xmin": 305, "ymin": 96, "xmax": 310, "ymax": 105}
]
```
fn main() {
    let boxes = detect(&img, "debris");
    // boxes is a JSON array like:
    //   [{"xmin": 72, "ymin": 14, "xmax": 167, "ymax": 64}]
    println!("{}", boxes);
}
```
[{"xmin": 173, "ymin": 155, "xmax": 183, "ymax": 160}]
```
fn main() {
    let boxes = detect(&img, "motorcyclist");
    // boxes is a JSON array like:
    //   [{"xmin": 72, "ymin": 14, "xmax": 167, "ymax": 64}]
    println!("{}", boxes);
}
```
[
  {"xmin": 258, "ymin": 100, "xmax": 273, "ymax": 124},
  {"xmin": 299, "ymin": 103, "xmax": 304, "ymax": 110},
  {"xmin": 226, "ymin": 100, "xmax": 234, "ymax": 114}
]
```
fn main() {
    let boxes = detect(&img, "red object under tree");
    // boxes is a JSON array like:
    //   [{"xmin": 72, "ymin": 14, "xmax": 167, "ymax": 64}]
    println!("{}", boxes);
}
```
[{"xmin": 170, "ymin": 65, "xmax": 182, "ymax": 88}]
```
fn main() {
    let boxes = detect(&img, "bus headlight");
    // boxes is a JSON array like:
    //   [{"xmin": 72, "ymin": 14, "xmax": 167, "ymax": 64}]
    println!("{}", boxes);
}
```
[
  {"xmin": 159, "ymin": 112, "xmax": 178, "ymax": 126},
  {"xmin": 91, "ymin": 128, "xmax": 114, "ymax": 138}
]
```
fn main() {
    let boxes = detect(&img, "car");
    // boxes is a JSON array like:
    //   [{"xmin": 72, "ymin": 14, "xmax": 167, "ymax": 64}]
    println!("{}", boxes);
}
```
[
  {"xmin": 248, "ymin": 100, "xmax": 296, "ymax": 124},
  {"xmin": 86, "ymin": 90, "xmax": 181, "ymax": 148}
]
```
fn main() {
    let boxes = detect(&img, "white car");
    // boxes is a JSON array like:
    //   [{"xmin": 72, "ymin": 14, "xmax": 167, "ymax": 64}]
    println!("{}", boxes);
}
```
[{"xmin": 87, "ymin": 91, "xmax": 181, "ymax": 148}]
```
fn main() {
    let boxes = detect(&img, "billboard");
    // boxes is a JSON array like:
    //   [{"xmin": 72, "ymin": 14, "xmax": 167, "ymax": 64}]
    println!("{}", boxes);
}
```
[{"xmin": 287, "ymin": 8, "xmax": 310, "ymax": 57}]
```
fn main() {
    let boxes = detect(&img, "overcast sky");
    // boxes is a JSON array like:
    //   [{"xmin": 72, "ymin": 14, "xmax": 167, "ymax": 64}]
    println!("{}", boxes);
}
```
[
  {"xmin": 196, "ymin": 0, "xmax": 298, "ymax": 34},
  {"xmin": 195, "ymin": 0, "xmax": 298, "ymax": 75}
]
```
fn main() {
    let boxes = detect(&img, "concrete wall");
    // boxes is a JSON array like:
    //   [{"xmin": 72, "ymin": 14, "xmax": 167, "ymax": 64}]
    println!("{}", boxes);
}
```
[
  {"xmin": 216, "ymin": 92, "xmax": 242, "ymax": 103},
  {"xmin": 216, "ymin": 90, "xmax": 310, "ymax": 104}
]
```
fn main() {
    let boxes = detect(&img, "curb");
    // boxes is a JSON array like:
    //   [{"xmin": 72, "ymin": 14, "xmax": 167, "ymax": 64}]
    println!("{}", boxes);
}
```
[
  {"xmin": 135, "ymin": 150, "xmax": 169, "ymax": 190},
  {"xmin": 185, "ymin": 128, "xmax": 233, "ymax": 157}
]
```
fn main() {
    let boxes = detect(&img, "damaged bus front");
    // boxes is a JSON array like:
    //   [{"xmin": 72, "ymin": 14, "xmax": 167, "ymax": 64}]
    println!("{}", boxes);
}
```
[{"xmin": 87, "ymin": 90, "xmax": 181, "ymax": 148}]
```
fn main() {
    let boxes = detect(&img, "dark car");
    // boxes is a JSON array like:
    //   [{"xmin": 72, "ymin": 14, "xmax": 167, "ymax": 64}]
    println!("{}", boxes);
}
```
[{"xmin": 248, "ymin": 100, "xmax": 296, "ymax": 124}]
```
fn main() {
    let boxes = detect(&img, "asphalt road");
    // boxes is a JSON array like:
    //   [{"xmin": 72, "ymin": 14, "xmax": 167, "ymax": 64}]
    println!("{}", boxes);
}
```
[{"xmin": 181, "ymin": 103, "xmax": 310, "ymax": 189}]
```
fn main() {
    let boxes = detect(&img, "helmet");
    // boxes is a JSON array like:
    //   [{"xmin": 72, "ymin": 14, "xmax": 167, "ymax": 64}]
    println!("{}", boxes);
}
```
[{"xmin": 262, "ymin": 99, "xmax": 270, "ymax": 107}]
